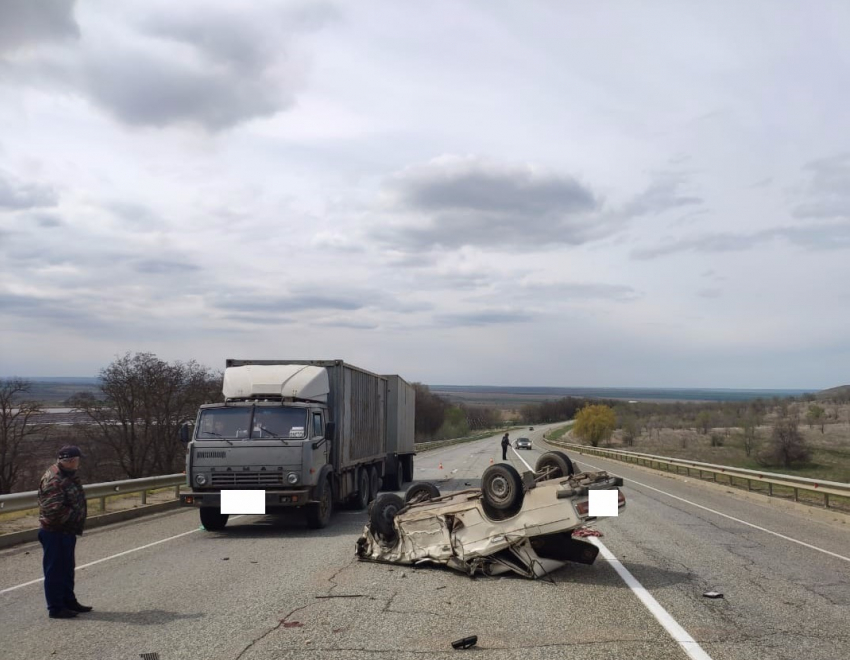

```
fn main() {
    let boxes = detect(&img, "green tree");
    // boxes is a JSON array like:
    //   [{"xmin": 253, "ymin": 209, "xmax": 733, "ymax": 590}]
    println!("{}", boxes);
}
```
[
  {"xmin": 805, "ymin": 404, "xmax": 826, "ymax": 434},
  {"xmin": 695, "ymin": 410, "xmax": 712, "ymax": 435},
  {"xmin": 574, "ymin": 404, "xmax": 616, "ymax": 447}
]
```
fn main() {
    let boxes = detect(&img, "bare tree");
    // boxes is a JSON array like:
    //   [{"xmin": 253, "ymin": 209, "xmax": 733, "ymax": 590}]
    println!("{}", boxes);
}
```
[
  {"xmin": 0, "ymin": 379, "xmax": 46, "ymax": 494},
  {"xmin": 738, "ymin": 416, "xmax": 759, "ymax": 457},
  {"xmin": 73, "ymin": 353, "xmax": 220, "ymax": 478},
  {"xmin": 761, "ymin": 415, "xmax": 810, "ymax": 468}
]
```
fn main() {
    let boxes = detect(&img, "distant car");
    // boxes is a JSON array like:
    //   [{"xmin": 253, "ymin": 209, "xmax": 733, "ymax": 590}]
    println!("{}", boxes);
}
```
[
  {"xmin": 515, "ymin": 437, "xmax": 532, "ymax": 450},
  {"xmin": 529, "ymin": 426, "xmax": 534, "ymax": 431},
  {"xmin": 357, "ymin": 452, "xmax": 625, "ymax": 579}
]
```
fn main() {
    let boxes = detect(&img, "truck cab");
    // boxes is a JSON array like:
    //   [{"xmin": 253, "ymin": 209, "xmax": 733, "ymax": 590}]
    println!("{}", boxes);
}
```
[{"xmin": 180, "ymin": 364, "xmax": 335, "ymax": 530}]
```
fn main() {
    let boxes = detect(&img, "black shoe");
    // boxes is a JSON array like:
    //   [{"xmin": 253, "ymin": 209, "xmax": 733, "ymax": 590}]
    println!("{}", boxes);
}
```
[
  {"xmin": 66, "ymin": 601, "xmax": 93, "ymax": 613},
  {"xmin": 49, "ymin": 609, "xmax": 79, "ymax": 619}
]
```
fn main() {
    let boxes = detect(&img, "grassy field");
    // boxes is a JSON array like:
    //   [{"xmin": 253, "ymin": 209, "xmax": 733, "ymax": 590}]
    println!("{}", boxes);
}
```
[{"xmin": 605, "ymin": 408, "xmax": 850, "ymax": 484}]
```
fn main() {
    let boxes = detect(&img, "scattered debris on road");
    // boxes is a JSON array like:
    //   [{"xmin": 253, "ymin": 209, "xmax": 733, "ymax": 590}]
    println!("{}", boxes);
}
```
[
  {"xmin": 703, "ymin": 591, "xmax": 724, "ymax": 599},
  {"xmin": 451, "ymin": 635, "xmax": 478, "ymax": 649},
  {"xmin": 282, "ymin": 621, "xmax": 303, "ymax": 628}
]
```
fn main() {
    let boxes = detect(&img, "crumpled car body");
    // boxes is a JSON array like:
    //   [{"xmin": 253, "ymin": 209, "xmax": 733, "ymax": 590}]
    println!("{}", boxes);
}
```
[{"xmin": 356, "ymin": 469, "xmax": 625, "ymax": 579}]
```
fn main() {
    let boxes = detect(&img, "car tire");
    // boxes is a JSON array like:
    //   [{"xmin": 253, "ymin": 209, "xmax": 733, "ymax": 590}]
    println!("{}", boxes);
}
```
[
  {"xmin": 535, "ymin": 451, "xmax": 575, "ymax": 479},
  {"xmin": 369, "ymin": 493, "xmax": 405, "ymax": 541},
  {"xmin": 481, "ymin": 463, "xmax": 524, "ymax": 513},
  {"xmin": 200, "ymin": 507, "xmax": 229, "ymax": 531},
  {"xmin": 404, "ymin": 481, "xmax": 440, "ymax": 505}
]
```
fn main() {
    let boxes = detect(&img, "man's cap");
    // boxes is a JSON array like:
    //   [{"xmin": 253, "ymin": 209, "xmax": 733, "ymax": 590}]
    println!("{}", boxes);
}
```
[{"xmin": 58, "ymin": 445, "xmax": 84, "ymax": 459}]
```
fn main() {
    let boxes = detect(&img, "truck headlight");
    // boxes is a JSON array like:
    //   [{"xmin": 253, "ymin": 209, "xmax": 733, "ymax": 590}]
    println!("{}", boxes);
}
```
[
  {"xmin": 287, "ymin": 472, "xmax": 299, "ymax": 485},
  {"xmin": 195, "ymin": 474, "xmax": 208, "ymax": 486}
]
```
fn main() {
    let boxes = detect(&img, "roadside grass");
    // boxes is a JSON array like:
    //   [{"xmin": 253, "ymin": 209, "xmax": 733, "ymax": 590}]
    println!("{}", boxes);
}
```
[
  {"xmin": 544, "ymin": 422, "xmax": 574, "ymax": 443},
  {"xmin": 602, "ymin": 424, "xmax": 850, "ymax": 484},
  {"xmin": 547, "ymin": 426, "xmax": 850, "ymax": 512}
]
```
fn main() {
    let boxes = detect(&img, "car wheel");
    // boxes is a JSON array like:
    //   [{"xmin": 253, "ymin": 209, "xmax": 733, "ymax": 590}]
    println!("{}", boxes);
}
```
[
  {"xmin": 369, "ymin": 493, "xmax": 405, "ymax": 541},
  {"xmin": 535, "ymin": 451, "xmax": 575, "ymax": 479},
  {"xmin": 481, "ymin": 463, "xmax": 524, "ymax": 513},
  {"xmin": 404, "ymin": 481, "xmax": 440, "ymax": 505}
]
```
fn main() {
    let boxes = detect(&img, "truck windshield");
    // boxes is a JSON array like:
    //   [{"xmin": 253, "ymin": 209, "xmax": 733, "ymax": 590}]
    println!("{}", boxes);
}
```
[{"xmin": 196, "ymin": 407, "xmax": 308, "ymax": 440}]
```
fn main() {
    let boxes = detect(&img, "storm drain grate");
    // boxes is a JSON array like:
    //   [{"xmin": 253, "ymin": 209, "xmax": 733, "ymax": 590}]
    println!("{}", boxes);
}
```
[{"xmin": 139, "ymin": 653, "xmax": 160, "ymax": 660}]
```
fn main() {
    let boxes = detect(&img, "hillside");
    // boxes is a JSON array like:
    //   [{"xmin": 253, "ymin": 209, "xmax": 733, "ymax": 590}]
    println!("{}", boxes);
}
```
[{"xmin": 817, "ymin": 385, "xmax": 850, "ymax": 402}]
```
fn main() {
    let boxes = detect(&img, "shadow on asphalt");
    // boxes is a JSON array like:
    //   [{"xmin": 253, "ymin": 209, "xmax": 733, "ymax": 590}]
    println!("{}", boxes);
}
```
[
  {"xmin": 77, "ymin": 609, "xmax": 204, "ymax": 625},
  {"xmin": 553, "ymin": 560, "xmax": 694, "ymax": 589},
  {"xmin": 198, "ymin": 511, "xmax": 366, "ymax": 540}
]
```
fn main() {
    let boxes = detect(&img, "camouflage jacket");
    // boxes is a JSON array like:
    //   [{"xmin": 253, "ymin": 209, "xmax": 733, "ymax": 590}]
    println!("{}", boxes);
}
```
[{"xmin": 38, "ymin": 464, "xmax": 88, "ymax": 535}]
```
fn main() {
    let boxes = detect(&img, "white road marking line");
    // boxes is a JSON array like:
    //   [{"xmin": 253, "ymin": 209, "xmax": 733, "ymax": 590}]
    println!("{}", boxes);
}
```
[
  {"xmin": 576, "ymin": 459, "xmax": 850, "ymax": 564},
  {"xmin": 0, "ymin": 515, "xmax": 247, "ymax": 596},
  {"xmin": 511, "ymin": 446, "xmax": 534, "ymax": 471},
  {"xmin": 589, "ymin": 538, "xmax": 714, "ymax": 660}
]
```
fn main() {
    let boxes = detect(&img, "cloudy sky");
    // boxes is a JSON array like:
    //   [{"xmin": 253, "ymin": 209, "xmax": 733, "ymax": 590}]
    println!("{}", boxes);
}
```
[{"xmin": 1, "ymin": 0, "xmax": 849, "ymax": 388}]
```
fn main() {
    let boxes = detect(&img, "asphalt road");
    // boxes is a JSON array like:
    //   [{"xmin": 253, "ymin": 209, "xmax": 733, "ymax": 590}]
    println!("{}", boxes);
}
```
[{"xmin": 1, "ymin": 425, "xmax": 849, "ymax": 660}]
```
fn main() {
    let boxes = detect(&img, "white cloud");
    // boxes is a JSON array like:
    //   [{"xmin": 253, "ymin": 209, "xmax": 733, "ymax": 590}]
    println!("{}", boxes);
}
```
[{"xmin": 1, "ymin": 0, "xmax": 849, "ymax": 389}]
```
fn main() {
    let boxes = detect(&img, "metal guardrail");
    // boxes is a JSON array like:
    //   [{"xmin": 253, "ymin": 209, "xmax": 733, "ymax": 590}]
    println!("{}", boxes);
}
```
[
  {"xmin": 547, "ymin": 440, "xmax": 850, "ymax": 508},
  {"xmin": 0, "ymin": 474, "xmax": 185, "ymax": 515}
]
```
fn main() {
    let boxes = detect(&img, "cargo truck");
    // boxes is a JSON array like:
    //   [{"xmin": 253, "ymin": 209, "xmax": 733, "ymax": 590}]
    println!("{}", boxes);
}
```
[{"xmin": 179, "ymin": 359, "xmax": 416, "ymax": 530}]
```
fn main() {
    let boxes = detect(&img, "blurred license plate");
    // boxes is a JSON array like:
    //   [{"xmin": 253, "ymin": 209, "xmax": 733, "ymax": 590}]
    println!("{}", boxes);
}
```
[{"xmin": 221, "ymin": 490, "xmax": 266, "ymax": 514}]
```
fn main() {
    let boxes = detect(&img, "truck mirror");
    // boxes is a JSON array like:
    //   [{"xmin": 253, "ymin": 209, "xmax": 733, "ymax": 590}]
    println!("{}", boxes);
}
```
[
  {"xmin": 179, "ymin": 422, "xmax": 193, "ymax": 444},
  {"xmin": 325, "ymin": 421, "xmax": 336, "ymax": 440}
]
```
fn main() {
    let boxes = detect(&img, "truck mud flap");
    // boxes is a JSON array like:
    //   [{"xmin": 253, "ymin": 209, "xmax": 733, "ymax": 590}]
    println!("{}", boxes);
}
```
[{"xmin": 529, "ymin": 532, "xmax": 600, "ymax": 565}]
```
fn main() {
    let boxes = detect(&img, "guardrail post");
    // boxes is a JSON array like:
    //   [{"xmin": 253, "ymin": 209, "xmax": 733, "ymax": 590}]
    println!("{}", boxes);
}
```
[
  {"xmin": 99, "ymin": 496, "xmax": 107, "ymax": 512},
  {"xmin": 793, "ymin": 488, "xmax": 798, "ymax": 502},
  {"xmin": 175, "ymin": 485, "xmax": 181, "ymax": 498},
  {"xmin": 768, "ymin": 483, "xmax": 773, "ymax": 496},
  {"xmin": 141, "ymin": 490, "xmax": 147, "ymax": 505},
  {"xmin": 746, "ymin": 479, "xmax": 751, "ymax": 492},
  {"xmin": 824, "ymin": 493, "xmax": 830, "ymax": 508}
]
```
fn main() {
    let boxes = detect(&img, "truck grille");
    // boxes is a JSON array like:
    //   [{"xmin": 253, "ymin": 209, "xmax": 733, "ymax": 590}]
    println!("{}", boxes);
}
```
[
  {"xmin": 197, "ymin": 451, "xmax": 227, "ymax": 459},
  {"xmin": 211, "ymin": 472, "xmax": 284, "ymax": 487}
]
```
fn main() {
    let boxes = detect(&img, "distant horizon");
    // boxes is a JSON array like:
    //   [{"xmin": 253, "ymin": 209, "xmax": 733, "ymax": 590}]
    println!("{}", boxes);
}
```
[{"xmin": 5, "ymin": 376, "xmax": 834, "ymax": 393}]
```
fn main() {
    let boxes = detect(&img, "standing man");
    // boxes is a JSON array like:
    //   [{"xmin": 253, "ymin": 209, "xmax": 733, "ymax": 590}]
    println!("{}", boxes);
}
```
[
  {"xmin": 37, "ymin": 445, "xmax": 91, "ymax": 619},
  {"xmin": 501, "ymin": 433, "xmax": 511, "ymax": 461}
]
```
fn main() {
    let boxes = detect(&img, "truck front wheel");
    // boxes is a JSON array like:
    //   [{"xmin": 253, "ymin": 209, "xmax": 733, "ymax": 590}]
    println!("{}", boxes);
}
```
[
  {"xmin": 306, "ymin": 476, "xmax": 333, "ymax": 529},
  {"xmin": 200, "ymin": 507, "xmax": 229, "ymax": 531}
]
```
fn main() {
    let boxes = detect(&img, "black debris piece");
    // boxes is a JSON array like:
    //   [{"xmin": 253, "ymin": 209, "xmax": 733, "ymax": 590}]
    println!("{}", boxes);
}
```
[{"xmin": 451, "ymin": 635, "xmax": 478, "ymax": 649}]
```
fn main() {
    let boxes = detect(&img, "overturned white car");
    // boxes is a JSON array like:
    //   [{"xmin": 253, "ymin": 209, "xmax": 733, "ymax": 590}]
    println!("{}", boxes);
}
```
[{"xmin": 356, "ymin": 451, "xmax": 625, "ymax": 579}]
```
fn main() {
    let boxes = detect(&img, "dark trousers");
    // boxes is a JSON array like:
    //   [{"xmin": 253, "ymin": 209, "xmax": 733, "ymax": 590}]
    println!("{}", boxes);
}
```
[
  {"xmin": 38, "ymin": 529, "xmax": 77, "ymax": 611},
  {"xmin": 502, "ymin": 447, "xmax": 508, "ymax": 460}
]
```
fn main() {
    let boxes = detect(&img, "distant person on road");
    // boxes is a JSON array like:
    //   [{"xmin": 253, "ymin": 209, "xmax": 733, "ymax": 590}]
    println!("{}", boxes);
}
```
[
  {"xmin": 501, "ymin": 433, "xmax": 511, "ymax": 461},
  {"xmin": 37, "ymin": 445, "xmax": 92, "ymax": 619}
]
